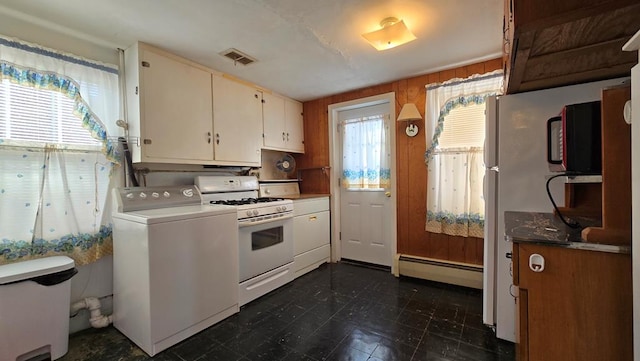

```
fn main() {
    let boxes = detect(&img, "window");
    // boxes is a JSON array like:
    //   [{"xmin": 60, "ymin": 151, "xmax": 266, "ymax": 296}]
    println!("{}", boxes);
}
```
[
  {"xmin": 0, "ymin": 79, "xmax": 101, "ymax": 146},
  {"xmin": 424, "ymin": 71, "xmax": 503, "ymax": 238},
  {"xmin": 340, "ymin": 114, "xmax": 391, "ymax": 190},
  {"xmin": 436, "ymin": 103, "xmax": 485, "ymax": 149},
  {"xmin": 0, "ymin": 35, "xmax": 119, "ymax": 266}
]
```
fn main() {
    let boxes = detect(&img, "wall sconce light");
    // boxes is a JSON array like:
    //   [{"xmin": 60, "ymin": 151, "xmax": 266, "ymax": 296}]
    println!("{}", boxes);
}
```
[
  {"xmin": 397, "ymin": 103, "xmax": 421, "ymax": 137},
  {"xmin": 362, "ymin": 17, "xmax": 417, "ymax": 51}
]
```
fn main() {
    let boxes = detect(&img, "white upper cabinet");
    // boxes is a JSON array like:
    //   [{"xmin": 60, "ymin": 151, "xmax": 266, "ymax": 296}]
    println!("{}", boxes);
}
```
[
  {"xmin": 284, "ymin": 98, "xmax": 305, "ymax": 153},
  {"xmin": 212, "ymin": 75, "xmax": 262, "ymax": 165},
  {"xmin": 262, "ymin": 93, "xmax": 304, "ymax": 153},
  {"xmin": 125, "ymin": 42, "xmax": 299, "ymax": 166},
  {"xmin": 125, "ymin": 43, "xmax": 214, "ymax": 163},
  {"xmin": 262, "ymin": 92, "xmax": 286, "ymax": 148}
]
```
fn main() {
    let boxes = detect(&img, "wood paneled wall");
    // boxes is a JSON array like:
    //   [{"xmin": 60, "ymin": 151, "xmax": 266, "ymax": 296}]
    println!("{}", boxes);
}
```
[{"xmin": 297, "ymin": 58, "xmax": 501, "ymax": 265}]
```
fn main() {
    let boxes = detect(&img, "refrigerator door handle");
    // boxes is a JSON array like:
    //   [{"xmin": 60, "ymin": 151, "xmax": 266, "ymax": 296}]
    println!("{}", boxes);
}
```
[{"xmin": 489, "ymin": 166, "xmax": 499, "ymax": 172}]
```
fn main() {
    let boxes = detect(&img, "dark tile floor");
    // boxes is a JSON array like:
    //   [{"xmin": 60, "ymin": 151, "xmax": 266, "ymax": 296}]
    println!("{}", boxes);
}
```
[{"xmin": 60, "ymin": 262, "xmax": 514, "ymax": 361}]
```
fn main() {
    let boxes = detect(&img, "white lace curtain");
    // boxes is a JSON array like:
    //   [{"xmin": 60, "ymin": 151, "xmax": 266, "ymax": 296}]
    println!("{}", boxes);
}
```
[
  {"xmin": 0, "ymin": 35, "xmax": 120, "ymax": 266},
  {"xmin": 341, "ymin": 114, "xmax": 391, "ymax": 189},
  {"xmin": 424, "ymin": 70, "xmax": 503, "ymax": 237}
]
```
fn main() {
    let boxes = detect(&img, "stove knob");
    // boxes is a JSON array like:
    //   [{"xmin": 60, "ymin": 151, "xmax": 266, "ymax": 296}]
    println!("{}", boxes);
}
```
[
  {"xmin": 246, "ymin": 210, "xmax": 253, "ymax": 217},
  {"xmin": 253, "ymin": 210, "xmax": 259, "ymax": 216},
  {"xmin": 163, "ymin": 191, "xmax": 171, "ymax": 198},
  {"xmin": 182, "ymin": 188, "xmax": 194, "ymax": 197},
  {"xmin": 139, "ymin": 192, "xmax": 147, "ymax": 199},
  {"xmin": 125, "ymin": 193, "xmax": 134, "ymax": 199},
  {"xmin": 276, "ymin": 206, "xmax": 282, "ymax": 212},
  {"xmin": 280, "ymin": 205, "xmax": 287, "ymax": 212},
  {"xmin": 151, "ymin": 192, "xmax": 160, "ymax": 198}
]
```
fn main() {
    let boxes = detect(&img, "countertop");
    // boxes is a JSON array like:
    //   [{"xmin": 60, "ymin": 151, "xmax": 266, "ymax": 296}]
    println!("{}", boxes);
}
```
[
  {"xmin": 505, "ymin": 211, "xmax": 630, "ymax": 254},
  {"xmin": 291, "ymin": 193, "xmax": 330, "ymax": 200}
]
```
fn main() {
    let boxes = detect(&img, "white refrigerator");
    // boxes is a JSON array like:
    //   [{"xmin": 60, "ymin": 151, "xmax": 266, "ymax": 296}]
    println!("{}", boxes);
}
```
[{"xmin": 482, "ymin": 77, "xmax": 630, "ymax": 342}]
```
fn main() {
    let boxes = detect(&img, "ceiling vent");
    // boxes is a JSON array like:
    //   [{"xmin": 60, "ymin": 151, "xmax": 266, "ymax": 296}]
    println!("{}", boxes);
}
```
[{"xmin": 220, "ymin": 48, "xmax": 257, "ymax": 66}]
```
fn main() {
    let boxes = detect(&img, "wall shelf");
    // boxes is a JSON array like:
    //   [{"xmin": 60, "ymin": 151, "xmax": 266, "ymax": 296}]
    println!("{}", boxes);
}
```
[{"xmin": 563, "ymin": 175, "xmax": 602, "ymax": 183}]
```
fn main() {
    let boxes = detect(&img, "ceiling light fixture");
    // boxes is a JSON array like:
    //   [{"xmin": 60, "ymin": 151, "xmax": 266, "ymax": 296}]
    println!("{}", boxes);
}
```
[
  {"xmin": 362, "ymin": 17, "xmax": 417, "ymax": 51},
  {"xmin": 397, "ymin": 103, "xmax": 421, "ymax": 137}
]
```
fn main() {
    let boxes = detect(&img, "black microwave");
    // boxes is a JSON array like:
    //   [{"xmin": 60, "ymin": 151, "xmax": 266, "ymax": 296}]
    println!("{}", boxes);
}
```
[{"xmin": 547, "ymin": 101, "xmax": 602, "ymax": 174}]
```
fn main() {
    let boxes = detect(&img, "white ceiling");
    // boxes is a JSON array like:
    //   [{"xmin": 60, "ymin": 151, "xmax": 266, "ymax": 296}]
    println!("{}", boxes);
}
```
[{"xmin": 0, "ymin": 0, "xmax": 503, "ymax": 101}]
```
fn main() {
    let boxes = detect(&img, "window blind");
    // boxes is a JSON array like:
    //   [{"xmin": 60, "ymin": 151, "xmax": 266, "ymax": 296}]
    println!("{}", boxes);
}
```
[
  {"xmin": 0, "ymin": 79, "xmax": 100, "ymax": 146},
  {"xmin": 437, "ymin": 102, "xmax": 485, "ymax": 149}
]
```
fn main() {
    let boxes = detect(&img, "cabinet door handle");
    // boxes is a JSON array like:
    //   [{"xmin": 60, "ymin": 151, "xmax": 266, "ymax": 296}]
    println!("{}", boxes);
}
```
[
  {"xmin": 207, "ymin": 132, "xmax": 212, "ymax": 144},
  {"xmin": 286, "ymin": 132, "xmax": 289, "ymax": 141},
  {"xmin": 529, "ymin": 254, "xmax": 545, "ymax": 272},
  {"xmin": 308, "ymin": 216, "xmax": 317, "ymax": 221},
  {"xmin": 282, "ymin": 132, "xmax": 286, "ymax": 141},
  {"xmin": 216, "ymin": 133, "xmax": 220, "ymax": 145}
]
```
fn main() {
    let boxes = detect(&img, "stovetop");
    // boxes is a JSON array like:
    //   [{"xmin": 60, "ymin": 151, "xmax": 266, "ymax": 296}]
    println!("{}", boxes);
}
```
[
  {"xmin": 196, "ymin": 175, "xmax": 294, "ymax": 221},
  {"xmin": 210, "ymin": 197, "xmax": 286, "ymax": 206}
]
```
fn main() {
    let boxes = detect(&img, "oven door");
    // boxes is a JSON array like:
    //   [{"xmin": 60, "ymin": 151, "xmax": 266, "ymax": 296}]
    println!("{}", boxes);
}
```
[{"xmin": 238, "ymin": 216, "xmax": 293, "ymax": 282}]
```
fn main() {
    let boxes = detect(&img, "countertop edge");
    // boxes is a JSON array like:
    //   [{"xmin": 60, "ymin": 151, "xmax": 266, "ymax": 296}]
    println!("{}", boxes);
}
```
[
  {"xmin": 292, "ymin": 194, "xmax": 330, "ymax": 200},
  {"xmin": 507, "ymin": 236, "xmax": 630, "ymax": 254}
]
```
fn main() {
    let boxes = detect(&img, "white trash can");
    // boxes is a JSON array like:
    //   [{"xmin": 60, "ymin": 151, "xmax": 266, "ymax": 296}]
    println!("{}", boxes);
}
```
[{"xmin": 0, "ymin": 256, "xmax": 77, "ymax": 361}]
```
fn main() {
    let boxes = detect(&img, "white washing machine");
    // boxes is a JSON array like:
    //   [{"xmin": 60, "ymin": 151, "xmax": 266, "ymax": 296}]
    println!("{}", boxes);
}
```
[{"xmin": 111, "ymin": 185, "xmax": 238, "ymax": 357}]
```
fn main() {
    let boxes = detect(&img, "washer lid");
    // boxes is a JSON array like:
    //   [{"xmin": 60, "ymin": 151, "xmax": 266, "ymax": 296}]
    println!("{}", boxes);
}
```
[
  {"xmin": 0, "ymin": 255, "xmax": 75, "ymax": 285},
  {"xmin": 112, "ymin": 204, "xmax": 237, "ymax": 224}
]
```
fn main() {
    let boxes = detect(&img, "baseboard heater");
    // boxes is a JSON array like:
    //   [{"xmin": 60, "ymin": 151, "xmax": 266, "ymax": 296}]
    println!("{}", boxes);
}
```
[{"xmin": 396, "ymin": 255, "xmax": 483, "ymax": 289}]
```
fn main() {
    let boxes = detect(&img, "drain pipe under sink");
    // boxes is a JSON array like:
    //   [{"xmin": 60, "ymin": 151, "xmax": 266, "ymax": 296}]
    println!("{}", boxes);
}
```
[{"xmin": 70, "ymin": 297, "xmax": 113, "ymax": 328}]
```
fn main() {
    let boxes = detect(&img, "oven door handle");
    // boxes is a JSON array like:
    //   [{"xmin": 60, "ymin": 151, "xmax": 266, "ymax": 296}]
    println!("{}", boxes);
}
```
[{"xmin": 238, "ymin": 213, "xmax": 293, "ymax": 227}]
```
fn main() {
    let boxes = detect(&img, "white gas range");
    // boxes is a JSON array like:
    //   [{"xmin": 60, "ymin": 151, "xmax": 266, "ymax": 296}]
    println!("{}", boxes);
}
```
[{"xmin": 195, "ymin": 176, "xmax": 294, "ymax": 306}]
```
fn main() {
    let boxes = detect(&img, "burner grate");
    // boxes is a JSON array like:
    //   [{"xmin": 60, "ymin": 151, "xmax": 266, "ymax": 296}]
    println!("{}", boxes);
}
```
[{"xmin": 210, "ymin": 197, "xmax": 285, "ymax": 206}]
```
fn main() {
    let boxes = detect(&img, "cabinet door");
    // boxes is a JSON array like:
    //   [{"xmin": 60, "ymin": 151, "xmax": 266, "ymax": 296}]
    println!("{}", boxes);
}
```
[
  {"xmin": 212, "ymin": 75, "xmax": 261, "ymax": 165},
  {"xmin": 140, "ymin": 50, "xmax": 214, "ymax": 161},
  {"xmin": 262, "ymin": 92, "xmax": 286, "ymax": 149},
  {"xmin": 518, "ymin": 244, "xmax": 632, "ymax": 361},
  {"xmin": 293, "ymin": 210, "xmax": 329, "ymax": 255},
  {"xmin": 284, "ymin": 99, "xmax": 305, "ymax": 153}
]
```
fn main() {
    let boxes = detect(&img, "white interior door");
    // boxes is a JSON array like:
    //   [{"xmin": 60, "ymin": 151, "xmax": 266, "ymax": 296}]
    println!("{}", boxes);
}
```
[{"xmin": 338, "ymin": 104, "xmax": 393, "ymax": 267}]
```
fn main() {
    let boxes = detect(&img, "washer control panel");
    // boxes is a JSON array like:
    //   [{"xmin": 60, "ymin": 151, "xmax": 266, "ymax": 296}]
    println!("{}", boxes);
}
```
[{"xmin": 117, "ymin": 185, "xmax": 200, "ymax": 212}]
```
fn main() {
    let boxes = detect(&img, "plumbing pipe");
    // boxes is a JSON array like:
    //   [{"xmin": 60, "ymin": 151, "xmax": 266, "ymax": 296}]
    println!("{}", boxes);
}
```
[{"xmin": 70, "ymin": 297, "xmax": 113, "ymax": 328}]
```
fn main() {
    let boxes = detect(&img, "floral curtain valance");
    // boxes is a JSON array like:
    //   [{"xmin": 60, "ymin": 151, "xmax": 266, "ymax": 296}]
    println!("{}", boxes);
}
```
[
  {"xmin": 0, "ymin": 35, "xmax": 121, "ymax": 164},
  {"xmin": 424, "ymin": 70, "xmax": 503, "ymax": 164}
]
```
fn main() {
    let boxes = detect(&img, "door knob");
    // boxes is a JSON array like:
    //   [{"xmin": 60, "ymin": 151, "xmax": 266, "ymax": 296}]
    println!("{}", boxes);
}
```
[{"xmin": 384, "ymin": 191, "xmax": 391, "ymax": 197}]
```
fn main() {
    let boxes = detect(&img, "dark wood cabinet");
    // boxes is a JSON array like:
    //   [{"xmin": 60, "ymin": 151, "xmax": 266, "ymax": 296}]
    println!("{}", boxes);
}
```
[
  {"xmin": 504, "ymin": 0, "xmax": 640, "ymax": 94},
  {"xmin": 513, "ymin": 243, "xmax": 632, "ymax": 361}
]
